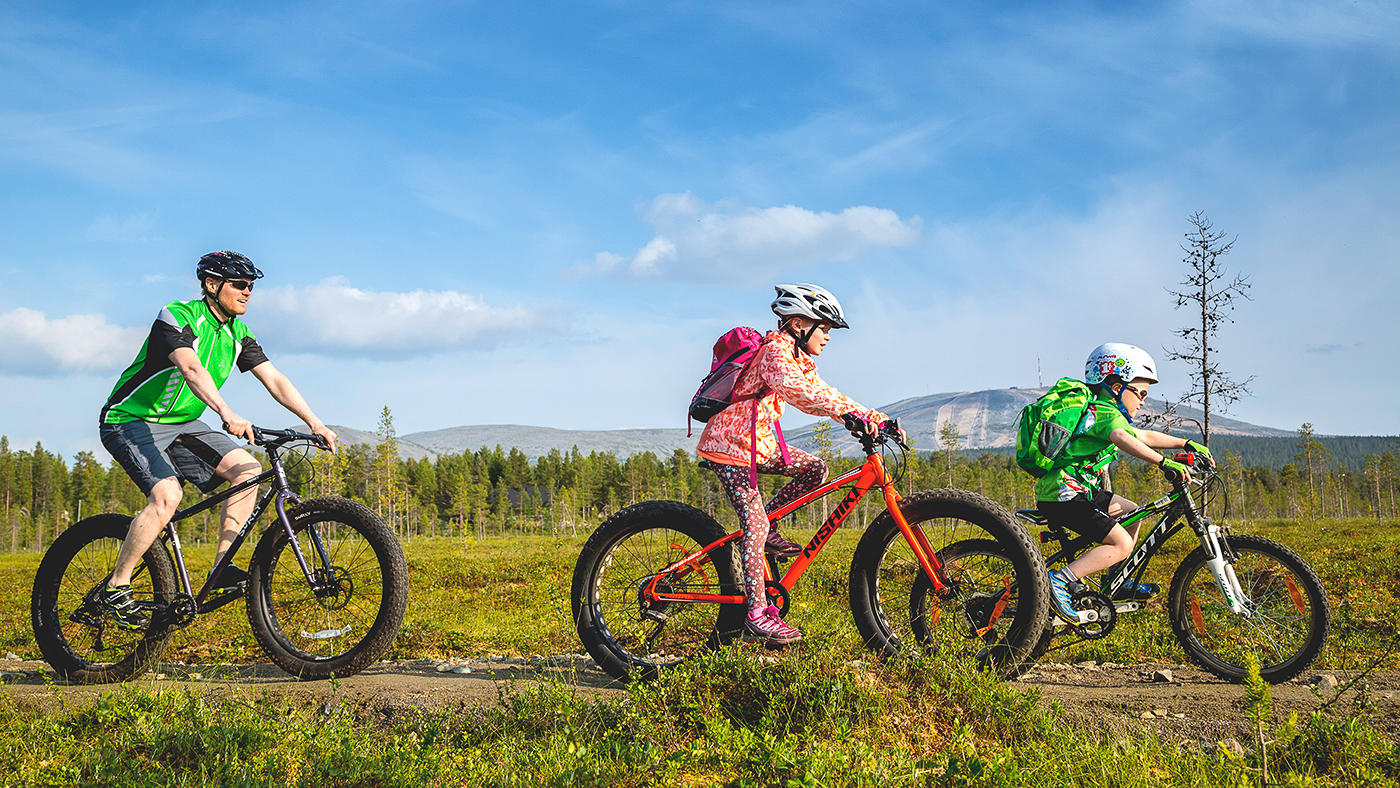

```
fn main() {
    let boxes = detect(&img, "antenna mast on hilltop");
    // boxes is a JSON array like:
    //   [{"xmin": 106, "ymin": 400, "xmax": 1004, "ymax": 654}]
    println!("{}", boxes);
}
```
[{"xmin": 1037, "ymin": 354, "xmax": 1043, "ymax": 388}]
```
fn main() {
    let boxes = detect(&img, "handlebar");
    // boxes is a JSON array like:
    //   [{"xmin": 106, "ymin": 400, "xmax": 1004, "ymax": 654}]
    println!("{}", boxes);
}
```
[
  {"xmin": 842, "ymin": 415, "xmax": 909, "ymax": 454},
  {"xmin": 250, "ymin": 426, "xmax": 331, "ymax": 451}
]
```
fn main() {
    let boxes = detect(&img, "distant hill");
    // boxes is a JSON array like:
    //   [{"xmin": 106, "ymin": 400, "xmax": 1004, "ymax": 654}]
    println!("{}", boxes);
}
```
[
  {"xmin": 784, "ymin": 386, "xmax": 1293, "ymax": 456},
  {"xmin": 329, "ymin": 386, "xmax": 1391, "ymax": 468}
]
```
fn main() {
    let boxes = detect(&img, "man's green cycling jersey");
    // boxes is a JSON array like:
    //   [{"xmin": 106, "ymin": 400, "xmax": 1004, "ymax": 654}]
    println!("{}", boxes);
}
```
[{"xmin": 101, "ymin": 299, "xmax": 269, "ymax": 425}]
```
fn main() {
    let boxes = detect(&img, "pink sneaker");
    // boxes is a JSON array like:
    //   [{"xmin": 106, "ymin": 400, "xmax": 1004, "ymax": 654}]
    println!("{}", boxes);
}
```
[{"xmin": 743, "ymin": 605, "xmax": 803, "ymax": 645}]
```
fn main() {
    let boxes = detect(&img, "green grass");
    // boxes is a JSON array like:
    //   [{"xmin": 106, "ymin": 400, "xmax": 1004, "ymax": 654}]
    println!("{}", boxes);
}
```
[
  {"xmin": 1, "ymin": 647, "xmax": 1394, "ymax": 786},
  {"xmin": 0, "ymin": 517, "xmax": 1396, "ymax": 669}
]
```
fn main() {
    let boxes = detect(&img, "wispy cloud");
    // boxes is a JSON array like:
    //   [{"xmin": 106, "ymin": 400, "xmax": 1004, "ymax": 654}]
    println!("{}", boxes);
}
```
[
  {"xmin": 87, "ymin": 211, "xmax": 160, "ymax": 243},
  {"xmin": 583, "ymin": 192, "xmax": 920, "ymax": 283},
  {"xmin": 0, "ymin": 308, "xmax": 144, "ymax": 376},
  {"xmin": 253, "ymin": 277, "xmax": 537, "ymax": 359}
]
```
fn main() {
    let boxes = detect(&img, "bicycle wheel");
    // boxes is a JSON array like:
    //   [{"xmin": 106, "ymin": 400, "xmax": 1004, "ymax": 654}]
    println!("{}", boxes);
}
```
[
  {"xmin": 849, "ymin": 489, "xmax": 1049, "ymax": 679},
  {"xmin": 246, "ymin": 497, "xmax": 408, "ymax": 680},
  {"xmin": 1168, "ymin": 534, "xmax": 1329, "ymax": 683},
  {"xmin": 30, "ymin": 514, "xmax": 178, "ymax": 683},
  {"xmin": 573, "ymin": 500, "xmax": 745, "ymax": 682}
]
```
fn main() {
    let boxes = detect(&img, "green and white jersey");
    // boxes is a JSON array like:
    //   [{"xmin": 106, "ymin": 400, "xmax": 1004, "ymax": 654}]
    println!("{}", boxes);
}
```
[
  {"xmin": 101, "ymin": 299, "xmax": 269, "ymax": 425},
  {"xmin": 1034, "ymin": 389, "xmax": 1137, "ymax": 502}
]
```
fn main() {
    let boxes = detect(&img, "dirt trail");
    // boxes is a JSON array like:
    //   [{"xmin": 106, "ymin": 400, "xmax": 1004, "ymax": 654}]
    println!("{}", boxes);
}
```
[{"xmin": 2, "ymin": 657, "xmax": 1396, "ymax": 742}]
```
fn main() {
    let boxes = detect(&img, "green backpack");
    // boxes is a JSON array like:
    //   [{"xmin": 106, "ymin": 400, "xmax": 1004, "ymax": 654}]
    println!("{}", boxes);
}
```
[{"xmin": 1015, "ymin": 378, "xmax": 1095, "ymax": 478}]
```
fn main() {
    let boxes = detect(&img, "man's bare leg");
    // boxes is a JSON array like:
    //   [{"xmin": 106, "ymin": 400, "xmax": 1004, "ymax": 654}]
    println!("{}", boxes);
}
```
[
  {"xmin": 211, "ymin": 448, "xmax": 263, "ymax": 566},
  {"xmin": 110, "ymin": 477, "xmax": 183, "ymax": 587}
]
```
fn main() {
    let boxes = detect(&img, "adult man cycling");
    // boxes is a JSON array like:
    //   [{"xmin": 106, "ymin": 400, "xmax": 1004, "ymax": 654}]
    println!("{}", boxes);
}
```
[{"xmin": 97, "ymin": 251, "xmax": 337, "ymax": 629}]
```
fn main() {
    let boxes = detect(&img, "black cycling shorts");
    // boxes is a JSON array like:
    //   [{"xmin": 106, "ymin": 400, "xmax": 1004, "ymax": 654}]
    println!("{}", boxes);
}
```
[{"xmin": 1036, "ymin": 489, "xmax": 1119, "ymax": 543}]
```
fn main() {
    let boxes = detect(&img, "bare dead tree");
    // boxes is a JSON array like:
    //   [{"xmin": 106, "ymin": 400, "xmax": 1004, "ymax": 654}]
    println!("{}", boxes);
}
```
[{"xmin": 1165, "ymin": 211, "xmax": 1254, "ymax": 446}]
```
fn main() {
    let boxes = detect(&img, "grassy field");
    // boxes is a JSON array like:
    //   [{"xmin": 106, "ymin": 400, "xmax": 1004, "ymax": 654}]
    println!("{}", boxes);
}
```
[
  {"xmin": 0, "ymin": 516, "xmax": 1395, "ymax": 669},
  {"xmin": 1, "ymin": 517, "xmax": 1397, "ymax": 785}
]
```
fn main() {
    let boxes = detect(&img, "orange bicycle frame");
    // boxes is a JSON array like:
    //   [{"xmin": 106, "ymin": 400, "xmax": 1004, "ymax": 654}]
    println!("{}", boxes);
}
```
[{"xmin": 643, "ymin": 450, "xmax": 949, "ymax": 606}]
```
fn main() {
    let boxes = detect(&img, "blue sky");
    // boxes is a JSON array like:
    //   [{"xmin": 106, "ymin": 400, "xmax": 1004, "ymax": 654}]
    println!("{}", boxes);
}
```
[{"xmin": 2, "ymin": 1, "xmax": 1398, "ymax": 458}]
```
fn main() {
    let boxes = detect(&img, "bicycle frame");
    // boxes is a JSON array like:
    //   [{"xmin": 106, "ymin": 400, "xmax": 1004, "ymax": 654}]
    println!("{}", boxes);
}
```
[
  {"xmin": 154, "ymin": 438, "xmax": 334, "ymax": 615},
  {"xmin": 643, "ymin": 448, "xmax": 950, "ymax": 607},
  {"xmin": 1039, "ymin": 474, "xmax": 1251, "ymax": 615}
]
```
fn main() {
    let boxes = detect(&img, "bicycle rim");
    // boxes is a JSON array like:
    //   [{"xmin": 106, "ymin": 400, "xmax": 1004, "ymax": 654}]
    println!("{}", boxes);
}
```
[
  {"xmin": 592, "ymin": 526, "xmax": 727, "ymax": 670},
  {"xmin": 911, "ymin": 539, "xmax": 1025, "ymax": 673},
  {"xmin": 260, "ymin": 520, "xmax": 386, "ymax": 662},
  {"xmin": 50, "ymin": 534, "xmax": 167, "ymax": 673},
  {"xmin": 1177, "ymin": 544, "xmax": 1321, "ymax": 677}
]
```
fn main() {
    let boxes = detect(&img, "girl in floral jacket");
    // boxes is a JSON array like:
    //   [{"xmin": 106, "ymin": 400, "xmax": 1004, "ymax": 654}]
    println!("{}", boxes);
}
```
[{"xmin": 697, "ymin": 283, "xmax": 899, "ymax": 645}]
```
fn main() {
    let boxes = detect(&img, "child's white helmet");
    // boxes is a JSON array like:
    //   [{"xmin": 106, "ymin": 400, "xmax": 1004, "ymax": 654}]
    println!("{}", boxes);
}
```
[
  {"xmin": 1085, "ymin": 343, "xmax": 1159, "ymax": 385},
  {"xmin": 771, "ymin": 283, "xmax": 849, "ymax": 329}
]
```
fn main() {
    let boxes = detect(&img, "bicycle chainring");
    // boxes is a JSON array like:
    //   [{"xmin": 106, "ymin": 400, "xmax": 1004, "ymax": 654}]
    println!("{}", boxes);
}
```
[
  {"xmin": 764, "ymin": 581, "xmax": 791, "ymax": 617},
  {"xmin": 1071, "ymin": 590, "xmax": 1116, "ymax": 640}
]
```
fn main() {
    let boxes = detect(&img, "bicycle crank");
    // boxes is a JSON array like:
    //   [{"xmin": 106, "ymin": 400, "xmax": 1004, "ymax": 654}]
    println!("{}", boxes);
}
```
[{"xmin": 1070, "ymin": 590, "xmax": 1116, "ymax": 640}]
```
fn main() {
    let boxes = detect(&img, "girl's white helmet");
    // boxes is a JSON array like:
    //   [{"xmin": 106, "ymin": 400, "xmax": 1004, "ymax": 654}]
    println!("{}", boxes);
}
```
[
  {"xmin": 1085, "ymin": 342, "xmax": 1159, "ymax": 386},
  {"xmin": 771, "ymin": 283, "xmax": 849, "ymax": 329}
]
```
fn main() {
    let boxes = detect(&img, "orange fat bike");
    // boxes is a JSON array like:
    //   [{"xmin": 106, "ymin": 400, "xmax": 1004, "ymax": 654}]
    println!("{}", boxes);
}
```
[{"xmin": 571, "ymin": 420, "xmax": 1050, "ymax": 681}]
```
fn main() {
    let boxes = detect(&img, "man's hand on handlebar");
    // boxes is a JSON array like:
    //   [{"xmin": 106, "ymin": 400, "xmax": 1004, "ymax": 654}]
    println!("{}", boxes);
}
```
[
  {"xmin": 311, "ymin": 424, "xmax": 338, "ymax": 453},
  {"xmin": 220, "ymin": 410, "xmax": 255, "ymax": 442}
]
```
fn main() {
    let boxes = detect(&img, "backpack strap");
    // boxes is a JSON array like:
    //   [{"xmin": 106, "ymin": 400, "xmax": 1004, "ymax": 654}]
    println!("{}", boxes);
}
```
[{"xmin": 746, "ymin": 387, "xmax": 789, "ymax": 487}]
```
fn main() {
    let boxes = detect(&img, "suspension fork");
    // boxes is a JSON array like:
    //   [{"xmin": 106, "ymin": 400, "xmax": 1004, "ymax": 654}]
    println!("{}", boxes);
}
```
[
  {"xmin": 1180, "ymin": 485, "xmax": 1249, "ymax": 615},
  {"xmin": 267, "ymin": 448, "xmax": 333, "ymax": 591}
]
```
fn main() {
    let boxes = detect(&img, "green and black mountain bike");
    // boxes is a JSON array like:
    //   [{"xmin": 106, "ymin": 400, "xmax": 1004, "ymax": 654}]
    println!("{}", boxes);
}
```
[{"xmin": 1002, "ymin": 454, "xmax": 1329, "ymax": 683}]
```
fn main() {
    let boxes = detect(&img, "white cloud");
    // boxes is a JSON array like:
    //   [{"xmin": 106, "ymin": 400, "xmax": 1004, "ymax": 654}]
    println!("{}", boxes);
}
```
[
  {"xmin": 252, "ymin": 277, "xmax": 536, "ymax": 358},
  {"xmin": 0, "ymin": 308, "xmax": 145, "ymax": 376},
  {"xmin": 87, "ymin": 212, "xmax": 160, "ymax": 243},
  {"xmin": 585, "ymin": 193, "xmax": 921, "ymax": 283}
]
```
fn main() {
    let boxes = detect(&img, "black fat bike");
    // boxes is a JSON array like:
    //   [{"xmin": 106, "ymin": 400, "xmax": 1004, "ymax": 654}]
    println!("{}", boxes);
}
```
[
  {"xmin": 1004, "ymin": 457, "xmax": 1329, "ymax": 683},
  {"xmin": 31, "ymin": 427, "xmax": 410, "ymax": 683}
]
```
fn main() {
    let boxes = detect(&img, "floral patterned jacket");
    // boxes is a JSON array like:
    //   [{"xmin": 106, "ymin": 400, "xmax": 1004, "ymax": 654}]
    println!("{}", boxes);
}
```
[{"xmin": 697, "ymin": 330, "xmax": 888, "ymax": 467}]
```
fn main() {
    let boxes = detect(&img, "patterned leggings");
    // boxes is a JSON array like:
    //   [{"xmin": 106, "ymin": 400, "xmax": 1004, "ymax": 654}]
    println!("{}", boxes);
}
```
[{"xmin": 703, "ymin": 449, "xmax": 828, "ymax": 611}]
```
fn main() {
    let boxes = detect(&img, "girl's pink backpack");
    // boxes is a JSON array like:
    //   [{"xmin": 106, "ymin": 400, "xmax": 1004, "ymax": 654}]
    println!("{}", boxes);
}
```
[{"xmin": 688, "ymin": 327, "xmax": 789, "ymax": 484}]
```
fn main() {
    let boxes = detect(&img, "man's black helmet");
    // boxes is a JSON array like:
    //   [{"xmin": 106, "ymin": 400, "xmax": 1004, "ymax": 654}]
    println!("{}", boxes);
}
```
[{"xmin": 196, "ymin": 251, "xmax": 264, "ymax": 282}]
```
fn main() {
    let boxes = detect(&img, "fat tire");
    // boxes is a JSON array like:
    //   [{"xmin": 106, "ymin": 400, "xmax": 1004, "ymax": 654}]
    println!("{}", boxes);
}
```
[
  {"xmin": 572, "ymin": 500, "xmax": 745, "ymax": 682},
  {"xmin": 849, "ymin": 489, "xmax": 1049, "ymax": 679},
  {"xmin": 1168, "ymin": 534, "xmax": 1329, "ymax": 683},
  {"xmin": 246, "ymin": 497, "xmax": 408, "ymax": 680},
  {"xmin": 31, "ymin": 514, "xmax": 178, "ymax": 684}
]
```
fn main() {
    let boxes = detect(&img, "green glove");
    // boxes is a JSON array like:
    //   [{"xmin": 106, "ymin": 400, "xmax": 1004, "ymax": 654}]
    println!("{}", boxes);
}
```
[
  {"xmin": 1184, "ymin": 440, "xmax": 1212, "ymax": 459},
  {"xmin": 1160, "ymin": 456, "xmax": 1190, "ymax": 483}
]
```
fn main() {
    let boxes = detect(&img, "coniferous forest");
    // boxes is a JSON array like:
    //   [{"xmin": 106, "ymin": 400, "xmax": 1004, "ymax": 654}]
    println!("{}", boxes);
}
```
[{"xmin": 2, "ymin": 409, "xmax": 1397, "ymax": 553}]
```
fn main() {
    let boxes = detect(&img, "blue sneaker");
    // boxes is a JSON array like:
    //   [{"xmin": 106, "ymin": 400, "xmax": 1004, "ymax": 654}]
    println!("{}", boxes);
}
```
[
  {"xmin": 1113, "ymin": 580, "xmax": 1159, "ymax": 601},
  {"xmin": 1048, "ymin": 568, "xmax": 1085, "ymax": 623}
]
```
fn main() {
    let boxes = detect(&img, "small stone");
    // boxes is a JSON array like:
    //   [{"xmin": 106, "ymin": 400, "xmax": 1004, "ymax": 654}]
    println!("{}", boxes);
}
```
[
  {"xmin": 1151, "ymin": 669, "xmax": 1174, "ymax": 683},
  {"xmin": 3, "ymin": 652, "xmax": 20, "ymax": 661},
  {"xmin": 1154, "ymin": 708, "xmax": 1168, "ymax": 717},
  {"xmin": 452, "ymin": 666, "xmax": 472, "ymax": 674},
  {"xmin": 189, "ymin": 673, "xmax": 202, "ymax": 680},
  {"xmin": 1219, "ymin": 738, "xmax": 1245, "ymax": 757},
  {"xmin": 1076, "ymin": 660, "xmax": 1098, "ymax": 668},
  {"xmin": 1140, "ymin": 711, "xmax": 1157, "ymax": 719},
  {"xmin": 1310, "ymin": 674, "xmax": 1339, "ymax": 690},
  {"xmin": 155, "ymin": 673, "xmax": 167, "ymax": 680},
  {"xmin": 434, "ymin": 661, "xmax": 454, "ymax": 673},
  {"xmin": 1173, "ymin": 713, "xmax": 1186, "ymax": 719}
]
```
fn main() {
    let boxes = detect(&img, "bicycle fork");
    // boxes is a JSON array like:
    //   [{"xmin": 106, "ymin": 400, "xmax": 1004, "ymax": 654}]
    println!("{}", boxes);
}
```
[{"xmin": 1200, "ymin": 522, "xmax": 1250, "ymax": 616}]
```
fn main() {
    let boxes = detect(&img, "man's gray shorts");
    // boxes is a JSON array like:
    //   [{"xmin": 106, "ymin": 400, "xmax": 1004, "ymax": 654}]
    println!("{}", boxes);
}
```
[{"xmin": 99, "ymin": 420, "xmax": 241, "ymax": 495}]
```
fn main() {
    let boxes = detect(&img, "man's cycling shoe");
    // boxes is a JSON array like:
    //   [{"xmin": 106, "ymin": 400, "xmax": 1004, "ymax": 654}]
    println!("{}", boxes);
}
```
[
  {"xmin": 764, "ymin": 530, "xmax": 802, "ymax": 558},
  {"xmin": 208, "ymin": 565, "xmax": 249, "ymax": 595},
  {"xmin": 1048, "ymin": 568, "xmax": 1087, "ymax": 623},
  {"xmin": 98, "ymin": 584, "xmax": 149, "ymax": 631},
  {"xmin": 1113, "ymin": 580, "xmax": 1159, "ymax": 602}
]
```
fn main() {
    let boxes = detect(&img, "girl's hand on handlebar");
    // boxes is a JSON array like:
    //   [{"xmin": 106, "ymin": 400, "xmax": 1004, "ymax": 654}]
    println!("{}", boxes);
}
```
[{"xmin": 881, "ymin": 419, "xmax": 909, "ymax": 449}]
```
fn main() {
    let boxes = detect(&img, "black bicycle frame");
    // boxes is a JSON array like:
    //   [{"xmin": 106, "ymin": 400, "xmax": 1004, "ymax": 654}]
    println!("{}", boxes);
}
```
[
  {"xmin": 1041, "ymin": 482, "xmax": 1206, "ymax": 598},
  {"xmin": 161, "ymin": 441, "xmax": 332, "ymax": 612}
]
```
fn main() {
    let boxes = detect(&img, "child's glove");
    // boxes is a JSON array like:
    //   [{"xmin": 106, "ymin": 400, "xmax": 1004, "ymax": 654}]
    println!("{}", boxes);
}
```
[
  {"xmin": 1160, "ymin": 456, "xmax": 1192, "ymax": 485},
  {"xmin": 1183, "ymin": 440, "xmax": 1215, "ymax": 470}
]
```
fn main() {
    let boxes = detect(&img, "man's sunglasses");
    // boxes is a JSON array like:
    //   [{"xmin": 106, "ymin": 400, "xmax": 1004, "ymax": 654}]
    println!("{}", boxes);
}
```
[{"xmin": 225, "ymin": 280, "xmax": 255, "ymax": 292}]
